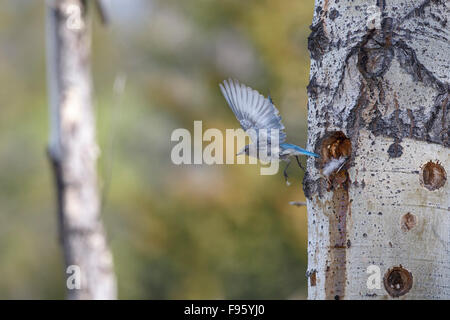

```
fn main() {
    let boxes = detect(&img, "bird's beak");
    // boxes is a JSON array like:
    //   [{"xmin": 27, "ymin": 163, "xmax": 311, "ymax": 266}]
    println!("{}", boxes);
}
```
[{"xmin": 236, "ymin": 148, "xmax": 245, "ymax": 156}]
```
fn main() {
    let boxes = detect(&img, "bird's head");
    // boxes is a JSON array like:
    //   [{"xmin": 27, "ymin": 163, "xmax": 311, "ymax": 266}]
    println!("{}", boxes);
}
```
[{"xmin": 237, "ymin": 145, "xmax": 250, "ymax": 156}]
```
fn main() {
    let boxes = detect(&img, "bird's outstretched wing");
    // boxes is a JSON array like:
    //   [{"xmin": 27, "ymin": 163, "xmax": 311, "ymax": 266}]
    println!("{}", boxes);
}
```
[{"xmin": 219, "ymin": 78, "xmax": 287, "ymax": 144}]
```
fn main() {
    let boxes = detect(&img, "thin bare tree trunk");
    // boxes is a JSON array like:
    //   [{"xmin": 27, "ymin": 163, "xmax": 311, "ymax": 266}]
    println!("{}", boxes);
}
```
[
  {"xmin": 46, "ymin": 0, "xmax": 117, "ymax": 299},
  {"xmin": 305, "ymin": 0, "xmax": 448, "ymax": 299}
]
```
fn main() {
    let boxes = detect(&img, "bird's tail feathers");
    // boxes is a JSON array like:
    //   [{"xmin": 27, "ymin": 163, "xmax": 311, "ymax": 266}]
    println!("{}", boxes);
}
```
[{"xmin": 281, "ymin": 143, "xmax": 319, "ymax": 158}]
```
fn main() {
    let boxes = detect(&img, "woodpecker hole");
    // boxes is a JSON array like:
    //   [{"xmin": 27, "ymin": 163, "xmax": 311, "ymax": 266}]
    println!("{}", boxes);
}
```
[
  {"xmin": 319, "ymin": 131, "xmax": 352, "ymax": 180},
  {"xmin": 420, "ymin": 161, "xmax": 446, "ymax": 191},
  {"xmin": 320, "ymin": 131, "xmax": 352, "ymax": 163},
  {"xmin": 383, "ymin": 266, "xmax": 413, "ymax": 298},
  {"xmin": 401, "ymin": 213, "xmax": 417, "ymax": 232}
]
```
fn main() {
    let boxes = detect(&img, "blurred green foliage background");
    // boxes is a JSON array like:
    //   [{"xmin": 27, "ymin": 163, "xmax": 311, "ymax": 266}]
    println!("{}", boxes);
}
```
[{"xmin": 0, "ymin": 0, "xmax": 314, "ymax": 299}]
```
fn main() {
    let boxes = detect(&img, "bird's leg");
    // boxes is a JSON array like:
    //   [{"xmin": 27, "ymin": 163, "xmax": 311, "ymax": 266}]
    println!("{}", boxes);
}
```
[
  {"xmin": 283, "ymin": 159, "xmax": 291, "ymax": 186},
  {"xmin": 295, "ymin": 156, "xmax": 305, "ymax": 172}
]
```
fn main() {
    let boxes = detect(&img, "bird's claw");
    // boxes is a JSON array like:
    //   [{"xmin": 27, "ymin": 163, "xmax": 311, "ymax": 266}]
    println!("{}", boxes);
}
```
[
  {"xmin": 283, "ymin": 167, "xmax": 290, "ymax": 186},
  {"xmin": 284, "ymin": 173, "xmax": 291, "ymax": 186}
]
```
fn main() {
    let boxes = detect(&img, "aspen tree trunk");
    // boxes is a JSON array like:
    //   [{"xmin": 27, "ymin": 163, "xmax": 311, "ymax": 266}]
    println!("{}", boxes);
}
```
[
  {"xmin": 304, "ymin": 0, "xmax": 449, "ymax": 299},
  {"xmin": 46, "ymin": 0, "xmax": 117, "ymax": 299}
]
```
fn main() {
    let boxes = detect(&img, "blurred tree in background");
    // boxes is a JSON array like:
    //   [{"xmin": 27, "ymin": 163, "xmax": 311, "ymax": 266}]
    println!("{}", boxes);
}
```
[{"xmin": 0, "ymin": 0, "xmax": 313, "ymax": 299}]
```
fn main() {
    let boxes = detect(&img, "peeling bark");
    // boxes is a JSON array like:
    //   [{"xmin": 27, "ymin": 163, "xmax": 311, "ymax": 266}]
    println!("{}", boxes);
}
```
[
  {"xmin": 46, "ymin": 0, "xmax": 117, "ymax": 299},
  {"xmin": 305, "ymin": 0, "xmax": 449, "ymax": 299}
]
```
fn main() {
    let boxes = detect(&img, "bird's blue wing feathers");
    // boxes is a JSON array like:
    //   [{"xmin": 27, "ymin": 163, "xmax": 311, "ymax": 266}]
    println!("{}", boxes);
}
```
[{"xmin": 219, "ymin": 79, "xmax": 287, "ymax": 144}]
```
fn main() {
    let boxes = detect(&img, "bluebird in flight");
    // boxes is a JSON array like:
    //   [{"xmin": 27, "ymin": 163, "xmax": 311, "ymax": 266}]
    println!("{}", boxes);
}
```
[{"xmin": 219, "ymin": 78, "xmax": 319, "ymax": 183}]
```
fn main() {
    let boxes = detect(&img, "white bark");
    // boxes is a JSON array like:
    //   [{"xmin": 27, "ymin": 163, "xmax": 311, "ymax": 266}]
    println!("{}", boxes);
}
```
[
  {"xmin": 46, "ymin": 0, "xmax": 117, "ymax": 299},
  {"xmin": 305, "ymin": 0, "xmax": 449, "ymax": 299}
]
